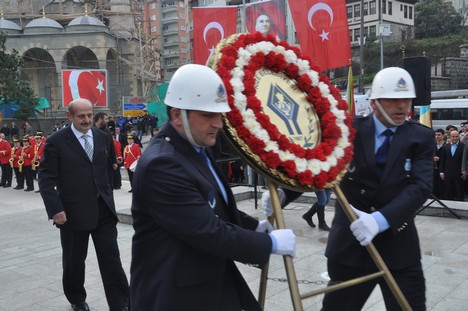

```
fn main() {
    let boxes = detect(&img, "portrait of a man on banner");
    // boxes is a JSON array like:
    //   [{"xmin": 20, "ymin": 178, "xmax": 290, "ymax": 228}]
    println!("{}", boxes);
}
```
[{"xmin": 246, "ymin": 0, "xmax": 286, "ymax": 41}]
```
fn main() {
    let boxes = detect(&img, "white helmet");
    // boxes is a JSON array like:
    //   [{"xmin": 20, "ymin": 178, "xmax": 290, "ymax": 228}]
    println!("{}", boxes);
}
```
[
  {"xmin": 165, "ymin": 64, "xmax": 231, "ymax": 113},
  {"xmin": 370, "ymin": 67, "xmax": 416, "ymax": 100}
]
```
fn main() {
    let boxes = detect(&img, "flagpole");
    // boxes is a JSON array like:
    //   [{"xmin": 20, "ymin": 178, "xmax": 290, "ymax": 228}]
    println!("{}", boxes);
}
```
[
  {"xmin": 380, "ymin": 0, "xmax": 384, "ymax": 69},
  {"xmin": 359, "ymin": 0, "xmax": 364, "ymax": 94},
  {"xmin": 241, "ymin": 0, "xmax": 246, "ymax": 32}
]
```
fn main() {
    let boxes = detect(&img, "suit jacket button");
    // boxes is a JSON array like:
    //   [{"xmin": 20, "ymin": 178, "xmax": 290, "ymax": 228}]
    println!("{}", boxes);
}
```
[
  {"xmin": 360, "ymin": 189, "xmax": 365, "ymax": 194},
  {"xmin": 165, "ymin": 137, "xmax": 171, "ymax": 141},
  {"xmin": 370, "ymin": 206, "xmax": 376, "ymax": 212}
]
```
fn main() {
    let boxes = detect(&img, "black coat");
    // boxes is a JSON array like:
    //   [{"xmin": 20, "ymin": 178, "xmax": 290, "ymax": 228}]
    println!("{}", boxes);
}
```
[
  {"xmin": 325, "ymin": 115, "xmax": 434, "ymax": 269},
  {"xmin": 130, "ymin": 122, "xmax": 272, "ymax": 311},
  {"xmin": 39, "ymin": 126, "xmax": 117, "ymax": 230}
]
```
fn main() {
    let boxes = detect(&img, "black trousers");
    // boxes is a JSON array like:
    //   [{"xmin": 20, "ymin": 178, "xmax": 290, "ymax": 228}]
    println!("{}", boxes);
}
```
[
  {"xmin": 1, "ymin": 163, "xmax": 12, "ymax": 185},
  {"xmin": 113, "ymin": 165, "xmax": 122, "ymax": 189},
  {"xmin": 13, "ymin": 167, "xmax": 24, "ymax": 188},
  {"xmin": 322, "ymin": 260, "xmax": 426, "ymax": 311},
  {"xmin": 59, "ymin": 197, "xmax": 129, "ymax": 308},
  {"xmin": 23, "ymin": 165, "xmax": 34, "ymax": 190}
]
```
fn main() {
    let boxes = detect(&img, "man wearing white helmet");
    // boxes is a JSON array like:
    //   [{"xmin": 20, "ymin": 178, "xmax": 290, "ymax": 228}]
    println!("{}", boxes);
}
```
[
  {"xmin": 130, "ymin": 64, "xmax": 296, "ymax": 311},
  {"xmin": 321, "ymin": 67, "xmax": 434, "ymax": 310}
]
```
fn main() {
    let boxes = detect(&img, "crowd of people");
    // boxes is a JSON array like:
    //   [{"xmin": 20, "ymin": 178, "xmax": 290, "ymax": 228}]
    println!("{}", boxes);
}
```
[{"xmin": 433, "ymin": 122, "xmax": 468, "ymax": 201}]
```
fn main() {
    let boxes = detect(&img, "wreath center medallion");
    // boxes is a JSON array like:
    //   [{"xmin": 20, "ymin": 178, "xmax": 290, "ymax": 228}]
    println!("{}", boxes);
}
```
[{"xmin": 254, "ymin": 69, "xmax": 321, "ymax": 149}]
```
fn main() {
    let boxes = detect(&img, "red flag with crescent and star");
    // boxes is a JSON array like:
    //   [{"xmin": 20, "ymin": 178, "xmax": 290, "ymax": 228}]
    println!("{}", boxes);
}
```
[
  {"xmin": 289, "ymin": 0, "xmax": 351, "ymax": 71},
  {"xmin": 62, "ymin": 69, "xmax": 108, "ymax": 107},
  {"xmin": 193, "ymin": 6, "xmax": 238, "ymax": 65}
]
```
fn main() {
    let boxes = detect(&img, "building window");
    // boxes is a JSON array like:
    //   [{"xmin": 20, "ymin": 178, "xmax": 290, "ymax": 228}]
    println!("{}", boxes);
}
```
[
  {"xmin": 180, "ymin": 13, "xmax": 185, "ymax": 19},
  {"xmin": 382, "ymin": 0, "xmax": 386, "ymax": 14},
  {"xmin": 370, "ymin": 1, "xmax": 376, "ymax": 14},
  {"xmin": 151, "ymin": 26, "xmax": 157, "ymax": 33},
  {"xmin": 370, "ymin": 25, "xmax": 376, "ymax": 37},
  {"xmin": 354, "ymin": 4, "xmax": 361, "ymax": 18},
  {"xmin": 181, "ymin": 36, "xmax": 187, "ymax": 42},
  {"xmin": 349, "ymin": 29, "xmax": 353, "ymax": 43},
  {"xmin": 182, "ymin": 59, "xmax": 187, "ymax": 65},
  {"xmin": 388, "ymin": 1, "xmax": 393, "ymax": 15},
  {"xmin": 181, "ymin": 47, "xmax": 187, "ymax": 53},
  {"xmin": 179, "ymin": 1, "xmax": 184, "ymax": 8},
  {"xmin": 180, "ymin": 25, "xmax": 186, "ymax": 31},
  {"xmin": 403, "ymin": 5, "xmax": 408, "ymax": 18},
  {"xmin": 409, "ymin": 7, "xmax": 413, "ymax": 19},
  {"xmin": 150, "ymin": 3, "xmax": 156, "ymax": 9},
  {"xmin": 354, "ymin": 28, "xmax": 360, "ymax": 42},
  {"xmin": 347, "ymin": 6, "xmax": 353, "ymax": 19},
  {"xmin": 363, "ymin": 3, "xmax": 368, "ymax": 16},
  {"xmin": 151, "ymin": 15, "xmax": 156, "ymax": 21}
]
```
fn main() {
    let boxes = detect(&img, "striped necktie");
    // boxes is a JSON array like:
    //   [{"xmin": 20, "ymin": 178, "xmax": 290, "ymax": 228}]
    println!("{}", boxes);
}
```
[{"xmin": 81, "ymin": 134, "xmax": 93, "ymax": 161}]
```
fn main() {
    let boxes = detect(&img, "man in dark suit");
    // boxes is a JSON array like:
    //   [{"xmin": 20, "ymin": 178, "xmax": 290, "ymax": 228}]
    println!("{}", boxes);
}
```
[
  {"xmin": 439, "ymin": 130, "xmax": 465, "ymax": 201},
  {"xmin": 130, "ymin": 64, "xmax": 295, "ymax": 311},
  {"xmin": 262, "ymin": 67, "xmax": 434, "ymax": 310},
  {"xmin": 38, "ymin": 99, "xmax": 129, "ymax": 311},
  {"xmin": 433, "ymin": 128, "xmax": 446, "ymax": 199}
]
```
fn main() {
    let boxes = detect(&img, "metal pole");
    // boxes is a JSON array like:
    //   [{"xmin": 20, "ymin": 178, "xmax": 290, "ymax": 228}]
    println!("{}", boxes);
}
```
[
  {"xmin": 359, "ymin": 0, "xmax": 364, "ymax": 93},
  {"xmin": 242, "ymin": 0, "xmax": 247, "ymax": 32},
  {"xmin": 380, "ymin": 0, "xmax": 384, "ymax": 69}
]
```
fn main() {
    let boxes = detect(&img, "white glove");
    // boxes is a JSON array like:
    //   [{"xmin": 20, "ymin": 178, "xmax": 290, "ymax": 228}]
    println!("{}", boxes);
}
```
[
  {"xmin": 256, "ymin": 220, "xmax": 274, "ymax": 233},
  {"xmin": 269, "ymin": 229, "xmax": 296, "ymax": 257},
  {"xmin": 261, "ymin": 188, "xmax": 286, "ymax": 217},
  {"xmin": 350, "ymin": 205, "xmax": 379, "ymax": 246}
]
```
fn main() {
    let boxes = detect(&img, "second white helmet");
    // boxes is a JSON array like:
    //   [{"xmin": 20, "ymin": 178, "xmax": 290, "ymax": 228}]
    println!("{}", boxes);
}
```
[
  {"xmin": 165, "ymin": 64, "xmax": 231, "ymax": 113},
  {"xmin": 370, "ymin": 67, "xmax": 416, "ymax": 100}
]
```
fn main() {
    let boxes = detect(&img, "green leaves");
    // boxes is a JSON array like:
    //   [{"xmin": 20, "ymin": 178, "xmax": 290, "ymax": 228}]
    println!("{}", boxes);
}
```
[{"xmin": 0, "ymin": 32, "xmax": 38, "ymax": 120}]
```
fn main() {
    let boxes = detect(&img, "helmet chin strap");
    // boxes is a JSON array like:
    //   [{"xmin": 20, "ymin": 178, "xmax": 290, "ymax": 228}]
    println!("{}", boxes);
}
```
[
  {"xmin": 181, "ymin": 109, "xmax": 202, "ymax": 148},
  {"xmin": 374, "ymin": 99, "xmax": 408, "ymax": 127}
]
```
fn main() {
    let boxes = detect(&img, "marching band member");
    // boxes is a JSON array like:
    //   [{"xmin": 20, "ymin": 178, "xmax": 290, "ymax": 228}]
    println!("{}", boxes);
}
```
[
  {"xmin": 11, "ymin": 136, "xmax": 24, "ymax": 190},
  {"xmin": 112, "ymin": 132, "xmax": 123, "ymax": 190},
  {"xmin": 32, "ymin": 132, "xmax": 45, "ymax": 183},
  {"xmin": 123, "ymin": 135, "xmax": 141, "ymax": 193},
  {"xmin": 0, "ymin": 133, "xmax": 12, "ymax": 187},
  {"xmin": 21, "ymin": 136, "xmax": 35, "ymax": 192}
]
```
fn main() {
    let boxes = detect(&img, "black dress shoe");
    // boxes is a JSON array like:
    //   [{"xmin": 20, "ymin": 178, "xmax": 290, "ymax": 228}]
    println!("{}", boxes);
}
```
[
  {"xmin": 128, "ymin": 189, "xmax": 132, "ymax": 193},
  {"xmin": 34, "ymin": 190, "xmax": 40, "ymax": 193},
  {"xmin": 71, "ymin": 301, "xmax": 90, "ymax": 311},
  {"xmin": 3, "ymin": 184, "xmax": 11, "ymax": 188},
  {"xmin": 24, "ymin": 188, "xmax": 34, "ymax": 192},
  {"xmin": 14, "ymin": 186, "xmax": 23, "ymax": 190}
]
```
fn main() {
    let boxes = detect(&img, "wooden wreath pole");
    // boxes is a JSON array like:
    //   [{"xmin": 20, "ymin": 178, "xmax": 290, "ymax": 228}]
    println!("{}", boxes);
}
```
[
  {"xmin": 332, "ymin": 185, "xmax": 413, "ymax": 311},
  {"xmin": 263, "ymin": 182, "xmax": 303, "ymax": 311}
]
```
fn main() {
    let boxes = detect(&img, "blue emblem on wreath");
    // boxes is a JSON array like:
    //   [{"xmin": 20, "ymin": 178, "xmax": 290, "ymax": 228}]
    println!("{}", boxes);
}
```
[{"xmin": 266, "ymin": 84, "xmax": 302, "ymax": 135}]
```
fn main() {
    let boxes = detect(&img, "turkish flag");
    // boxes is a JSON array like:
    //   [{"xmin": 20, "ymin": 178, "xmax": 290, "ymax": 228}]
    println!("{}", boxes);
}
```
[
  {"xmin": 193, "ymin": 7, "xmax": 238, "ymax": 65},
  {"xmin": 62, "ymin": 69, "xmax": 108, "ymax": 107},
  {"xmin": 289, "ymin": 0, "xmax": 351, "ymax": 71},
  {"xmin": 246, "ymin": 0, "xmax": 286, "ymax": 41}
]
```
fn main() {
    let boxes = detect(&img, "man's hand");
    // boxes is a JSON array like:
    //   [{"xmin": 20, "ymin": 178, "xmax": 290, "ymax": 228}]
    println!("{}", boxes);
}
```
[
  {"xmin": 255, "ymin": 220, "xmax": 274, "ymax": 233},
  {"xmin": 261, "ymin": 188, "xmax": 285, "ymax": 217},
  {"xmin": 269, "ymin": 229, "xmax": 296, "ymax": 257},
  {"xmin": 350, "ymin": 206, "xmax": 379, "ymax": 246},
  {"xmin": 52, "ymin": 211, "xmax": 67, "ymax": 225}
]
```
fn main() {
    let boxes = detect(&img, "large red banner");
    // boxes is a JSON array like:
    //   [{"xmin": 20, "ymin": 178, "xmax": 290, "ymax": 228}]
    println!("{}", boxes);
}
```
[
  {"xmin": 62, "ymin": 69, "xmax": 108, "ymax": 107},
  {"xmin": 289, "ymin": 0, "xmax": 351, "ymax": 71},
  {"xmin": 246, "ymin": 0, "xmax": 286, "ymax": 41},
  {"xmin": 193, "ymin": 7, "xmax": 238, "ymax": 65}
]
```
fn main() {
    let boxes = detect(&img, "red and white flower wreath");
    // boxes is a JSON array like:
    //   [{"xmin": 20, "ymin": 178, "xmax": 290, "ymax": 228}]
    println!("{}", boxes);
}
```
[{"xmin": 215, "ymin": 33, "xmax": 355, "ymax": 189}]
